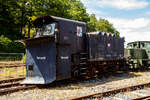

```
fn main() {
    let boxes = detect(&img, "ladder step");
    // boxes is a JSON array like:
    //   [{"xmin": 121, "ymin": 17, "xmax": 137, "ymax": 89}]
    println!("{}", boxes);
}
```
[
  {"xmin": 80, "ymin": 67, "xmax": 87, "ymax": 70},
  {"xmin": 80, "ymin": 62, "xmax": 87, "ymax": 65},
  {"xmin": 80, "ymin": 73, "xmax": 87, "ymax": 75},
  {"xmin": 80, "ymin": 58, "xmax": 87, "ymax": 60}
]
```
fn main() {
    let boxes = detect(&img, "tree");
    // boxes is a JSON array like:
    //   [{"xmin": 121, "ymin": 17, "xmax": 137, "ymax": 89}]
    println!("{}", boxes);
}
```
[
  {"xmin": 86, "ymin": 14, "xmax": 98, "ymax": 32},
  {"xmin": 86, "ymin": 14, "xmax": 120, "ymax": 36},
  {"xmin": 97, "ymin": 18, "xmax": 119, "ymax": 36},
  {"xmin": 0, "ymin": 0, "xmax": 24, "ymax": 40},
  {"xmin": 14, "ymin": 0, "xmax": 90, "ymax": 37}
]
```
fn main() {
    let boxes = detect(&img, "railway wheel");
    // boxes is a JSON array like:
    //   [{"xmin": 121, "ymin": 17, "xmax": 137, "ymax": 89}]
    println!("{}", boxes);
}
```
[{"xmin": 87, "ymin": 66, "xmax": 97, "ymax": 77}]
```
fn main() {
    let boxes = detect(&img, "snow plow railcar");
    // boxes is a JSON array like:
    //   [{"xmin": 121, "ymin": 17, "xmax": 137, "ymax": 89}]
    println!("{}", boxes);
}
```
[{"xmin": 22, "ymin": 16, "xmax": 126, "ymax": 84}]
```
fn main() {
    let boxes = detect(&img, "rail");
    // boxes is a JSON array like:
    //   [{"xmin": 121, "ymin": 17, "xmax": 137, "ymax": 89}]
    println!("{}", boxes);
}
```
[
  {"xmin": 0, "ymin": 78, "xmax": 36, "ymax": 95},
  {"xmin": 71, "ymin": 82, "xmax": 150, "ymax": 100}
]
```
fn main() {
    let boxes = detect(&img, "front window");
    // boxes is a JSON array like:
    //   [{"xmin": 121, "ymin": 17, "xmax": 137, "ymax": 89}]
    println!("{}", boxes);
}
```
[
  {"xmin": 127, "ymin": 44, "xmax": 132, "ymax": 48},
  {"xmin": 146, "ymin": 44, "xmax": 150, "ymax": 49},
  {"xmin": 35, "ymin": 23, "xmax": 56, "ymax": 37},
  {"xmin": 140, "ymin": 43, "xmax": 145, "ymax": 48}
]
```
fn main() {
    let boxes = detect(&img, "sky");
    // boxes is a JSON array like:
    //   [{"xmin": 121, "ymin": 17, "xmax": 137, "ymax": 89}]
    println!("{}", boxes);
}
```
[{"xmin": 81, "ymin": 0, "xmax": 150, "ymax": 45}]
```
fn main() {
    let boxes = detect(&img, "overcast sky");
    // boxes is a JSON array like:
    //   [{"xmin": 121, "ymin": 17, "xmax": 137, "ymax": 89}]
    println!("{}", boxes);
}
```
[{"xmin": 81, "ymin": 0, "xmax": 150, "ymax": 45}]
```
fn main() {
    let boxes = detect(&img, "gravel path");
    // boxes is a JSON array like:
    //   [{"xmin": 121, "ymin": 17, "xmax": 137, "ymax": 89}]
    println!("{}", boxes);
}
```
[{"xmin": 1, "ymin": 71, "xmax": 150, "ymax": 100}]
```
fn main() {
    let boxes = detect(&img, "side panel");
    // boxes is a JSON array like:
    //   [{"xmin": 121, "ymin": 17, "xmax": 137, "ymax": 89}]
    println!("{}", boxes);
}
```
[
  {"xmin": 88, "ymin": 35, "xmax": 106, "ymax": 60},
  {"xmin": 22, "ymin": 42, "xmax": 56, "ymax": 84},
  {"xmin": 128, "ymin": 49, "xmax": 148, "ymax": 59},
  {"xmin": 120, "ymin": 38, "xmax": 125, "ymax": 57},
  {"xmin": 58, "ymin": 20, "xmax": 86, "ymax": 53},
  {"xmin": 88, "ymin": 34, "xmax": 124, "ymax": 61},
  {"xmin": 146, "ymin": 49, "xmax": 150, "ymax": 59},
  {"xmin": 56, "ymin": 45, "xmax": 71, "ymax": 80}
]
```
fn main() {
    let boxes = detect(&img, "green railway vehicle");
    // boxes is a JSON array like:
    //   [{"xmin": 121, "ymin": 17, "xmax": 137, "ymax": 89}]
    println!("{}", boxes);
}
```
[{"xmin": 125, "ymin": 41, "xmax": 150, "ymax": 70}]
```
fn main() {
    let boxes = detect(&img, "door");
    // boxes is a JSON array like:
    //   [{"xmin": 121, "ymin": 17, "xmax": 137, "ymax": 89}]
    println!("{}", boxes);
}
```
[{"xmin": 57, "ymin": 45, "xmax": 71, "ymax": 80}]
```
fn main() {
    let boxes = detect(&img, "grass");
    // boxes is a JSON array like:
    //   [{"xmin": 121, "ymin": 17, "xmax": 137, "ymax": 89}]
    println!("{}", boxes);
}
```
[{"xmin": 0, "ymin": 66, "xmax": 26, "ymax": 79}]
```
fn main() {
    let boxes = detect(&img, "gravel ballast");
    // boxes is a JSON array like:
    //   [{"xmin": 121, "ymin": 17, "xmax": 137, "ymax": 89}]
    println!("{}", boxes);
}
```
[{"xmin": 1, "ymin": 71, "xmax": 150, "ymax": 100}]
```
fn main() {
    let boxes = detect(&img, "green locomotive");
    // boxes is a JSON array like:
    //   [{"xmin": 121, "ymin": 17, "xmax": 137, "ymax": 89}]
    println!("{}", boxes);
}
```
[{"xmin": 125, "ymin": 41, "xmax": 150, "ymax": 70}]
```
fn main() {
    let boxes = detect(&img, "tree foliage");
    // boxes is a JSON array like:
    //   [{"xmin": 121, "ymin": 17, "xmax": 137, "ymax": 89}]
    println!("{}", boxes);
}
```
[
  {"xmin": 0, "ymin": 0, "xmax": 24, "ymax": 40},
  {"xmin": 87, "ymin": 14, "xmax": 119, "ymax": 36},
  {"xmin": 0, "ymin": 35, "xmax": 25, "ymax": 53}
]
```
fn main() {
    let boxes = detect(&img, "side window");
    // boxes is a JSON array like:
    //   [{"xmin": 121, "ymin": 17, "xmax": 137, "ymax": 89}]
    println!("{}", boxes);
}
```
[
  {"xmin": 133, "ymin": 43, "xmax": 137, "ymax": 48},
  {"xmin": 146, "ymin": 43, "xmax": 150, "ymax": 49},
  {"xmin": 43, "ymin": 23, "xmax": 56, "ymax": 36},
  {"xmin": 127, "ymin": 44, "xmax": 132, "ymax": 48},
  {"xmin": 141, "ymin": 43, "xmax": 145, "ymax": 48}
]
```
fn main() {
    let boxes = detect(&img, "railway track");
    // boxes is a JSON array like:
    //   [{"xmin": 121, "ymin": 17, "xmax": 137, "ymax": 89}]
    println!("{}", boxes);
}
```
[
  {"xmin": 71, "ymin": 82, "xmax": 150, "ymax": 100},
  {"xmin": 0, "ymin": 61, "xmax": 25, "ymax": 68},
  {"xmin": 0, "ymin": 64, "xmax": 25, "ymax": 68},
  {"xmin": 0, "ymin": 78, "xmax": 36, "ymax": 95}
]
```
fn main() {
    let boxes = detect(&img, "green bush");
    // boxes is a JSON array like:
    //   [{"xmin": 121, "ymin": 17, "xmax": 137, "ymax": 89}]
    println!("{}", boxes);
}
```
[
  {"xmin": 0, "ymin": 35, "xmax": 25, "ymax": 53},
  {"xmin": 7, "ymin": 42, "xmax": 25, "ymax": 53}
]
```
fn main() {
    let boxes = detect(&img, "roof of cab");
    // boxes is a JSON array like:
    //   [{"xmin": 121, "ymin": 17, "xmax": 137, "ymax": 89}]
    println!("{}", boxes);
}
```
[
  {"xmin": 127, "ymin": 41, "xmax": 150, "ymax": 45},
  {"xmin": 33, "ymin": 16, "xmax": 86, "ymax": 27}
]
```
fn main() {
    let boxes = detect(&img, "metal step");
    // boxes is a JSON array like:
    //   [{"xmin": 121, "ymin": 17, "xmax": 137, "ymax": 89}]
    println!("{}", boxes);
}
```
[
  {"xmin": 80, "ymin": 67, "xmax": 87, "ymax": 70},
  {"xmin": 80, "ymin": 73, "xmax": 87, "ymax": 75},
  {"xmin": 80, "ymin": 62, "xmax": 87, "ymax": 65},
  {"xmin": 80, "ymin": 58, "xmax": 87, "ymax": 60}
]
